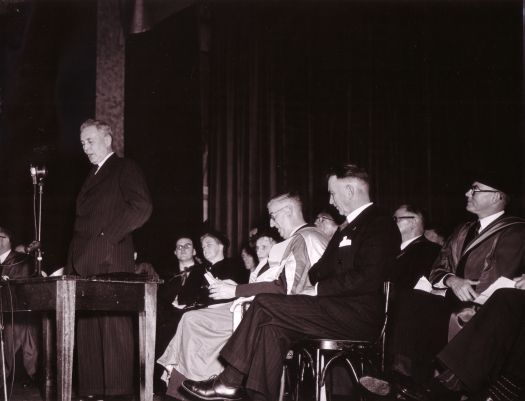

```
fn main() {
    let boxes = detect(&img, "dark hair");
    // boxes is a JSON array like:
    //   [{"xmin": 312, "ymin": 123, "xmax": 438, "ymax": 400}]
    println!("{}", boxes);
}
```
[
  {"xmin": 240, "ymin": 241, "xmax": 257, "ymax": 258},
  {"xmin": 327, "ymin": 164, "xmax": 370, "ymax": 185},
  {"xmin": 200, "ymin": 229, "xmax": 230, "ymax": 249},
  {"xmin": 174, "ymin": 235, "xmax": 195, "ymax": 249},
  {"xmin": 397, "ymin": 204, "xmax": 428, "ymax": 228},
  {"xmin": 0, "ymin": 226, "xmax": 13, "ymax": 245}
]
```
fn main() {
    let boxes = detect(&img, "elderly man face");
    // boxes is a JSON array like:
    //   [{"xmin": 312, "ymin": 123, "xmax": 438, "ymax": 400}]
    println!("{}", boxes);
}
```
[
  {"xmin": 393, "ymin": 206, "xmax": 418, "ymax": 237},
  {"xmin": 328, "ymin": 176, "xmax": 352, "ymax": 216},
  {"xmin": 80, "ymin": 125, "xmax": 112, "ymax": 165},
  {"xmin": 174, "ymin": 237, "xmax": 195, "ymax": 263},
  {"xmin": 465, "ymin": 181, "xmax": 502, "ymax": 218},
  {"xmin": 269, "ymin": 202, "xmax": 293, "ymax": 239}
]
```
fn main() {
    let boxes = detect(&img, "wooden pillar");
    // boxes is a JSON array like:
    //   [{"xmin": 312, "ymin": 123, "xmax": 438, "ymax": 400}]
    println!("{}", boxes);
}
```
[{"xmin": 96, "ymin": 0, "xmax": 125, "ymax": 156}]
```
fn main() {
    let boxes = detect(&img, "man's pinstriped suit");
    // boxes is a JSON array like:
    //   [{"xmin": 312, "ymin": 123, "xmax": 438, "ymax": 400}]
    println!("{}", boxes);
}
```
[
  {"xmin": 66, "ymin": 153, "xmax": 152, "ymax": 397},
  {"xmin": 218, "ymin": 204, "xmax": 401, "ymax": 400}
]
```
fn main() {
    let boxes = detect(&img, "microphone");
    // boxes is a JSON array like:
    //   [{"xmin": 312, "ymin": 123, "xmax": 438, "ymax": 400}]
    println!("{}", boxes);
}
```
[
  {"xmin": 30, "ymin": 164, "xmax": 48, "ymax": 184},
  {"xmin": 24, "ymin": 240, "xmax": 41, "ymax": 254},
  {"xmin": 30, "ymin": 165, "xmax": 37, "ymax": 185}
]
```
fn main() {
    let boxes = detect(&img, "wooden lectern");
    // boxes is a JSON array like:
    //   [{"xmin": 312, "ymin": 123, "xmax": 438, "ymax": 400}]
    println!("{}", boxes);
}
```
[{"xmin": 1, "ymin": 276, "xmax": 159, "ymax": 401}]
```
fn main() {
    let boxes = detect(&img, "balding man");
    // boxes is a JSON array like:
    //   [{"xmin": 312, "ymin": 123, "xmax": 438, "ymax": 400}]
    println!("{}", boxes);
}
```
[
  {"xmin": 364, "ymin": 172, "xmax": 525, "ymax": 396},
  {"xmin": 182, "ymin": 164, "xmax": 400, "ymax": 401},
  {"xmin": 159, "ymin": 193, "xmax": 327, "ymax": 400},
  {"xmin": 389, "ymin": 204, "xmax": 440, "ymax": 289},
  {"xmin": 66, "ymin": 119, "xmax": 152, "ymax": 401}
]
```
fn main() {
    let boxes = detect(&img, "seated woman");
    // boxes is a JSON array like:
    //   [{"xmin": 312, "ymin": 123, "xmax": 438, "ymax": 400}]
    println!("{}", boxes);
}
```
[{"xmin": 157, "ymin": 192, "xmax": 328, "ymax": 400}]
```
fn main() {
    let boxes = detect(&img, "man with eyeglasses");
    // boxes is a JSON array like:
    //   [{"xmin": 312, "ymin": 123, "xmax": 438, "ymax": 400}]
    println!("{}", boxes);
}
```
[
  {"xmin": 389, "ymin": 204, "xmax": 441, "ymax": 290},
  {"xmin": 182, "ymin": 164, "xmax": 400, "ymax": 401},
  {"xmin": 362, "ymin": 172, "xmax": 525, "ymax": 400},
  {"xmin": 156, "ymin": 237, "xmax": 202, "ymax": 360},
  {"xmin": 159, "ymin": 193, "xmax": 328, "ymax": 400},
  {"xmin": 314, "ymin": 210, "xmax": 339, "ymax": 239},
  {"xmin": 0, "ymin": 226, "xmax": 39, "ymax": 387}
]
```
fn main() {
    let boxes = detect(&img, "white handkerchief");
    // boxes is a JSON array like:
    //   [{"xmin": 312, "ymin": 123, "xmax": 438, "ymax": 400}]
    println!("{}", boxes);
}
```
[{"xmin": 339, "ymin": 236, "xmax": 352, "ymax": 247}]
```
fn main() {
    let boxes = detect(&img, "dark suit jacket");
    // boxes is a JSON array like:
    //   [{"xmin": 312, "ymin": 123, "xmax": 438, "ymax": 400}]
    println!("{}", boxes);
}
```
[
  {"xmin": 308, "ymin": 204, "xmax": 401, "ymax": 333},
  {"xmin": 180, "ymin": 258, "xmax": 247, "ymax": 307},
  {"xmin": 429, "ymin": 214, "xmax": 525, "ymax": 293},
  {"xmin": 0, "ymin": 250, "xmax": 39, "ymax": 378},
  {"xmin": 66, "ymin": 154, "xmax": 152, "ymax": 276},
  {"xmin": 388, "ymin": 236, "xmax": 441, "ymax": 290},
  {"xmin": 1, "ymin": 250, "xmax": 32, "ymax": 278}
]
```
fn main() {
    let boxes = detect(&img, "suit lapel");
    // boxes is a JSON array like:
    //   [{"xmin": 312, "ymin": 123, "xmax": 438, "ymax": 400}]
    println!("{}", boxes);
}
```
[
  {"xmin": 397, "ymin": 235, "xmax": 426, "ymax": 259},
  {"xmin": 77, "ymin": 154, "xmax": 117, "ymax": 205}
]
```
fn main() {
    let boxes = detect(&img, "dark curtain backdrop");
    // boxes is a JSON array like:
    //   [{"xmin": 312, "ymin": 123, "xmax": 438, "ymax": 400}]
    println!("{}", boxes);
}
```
[
  {"xmin": 125, "ymin": 6, "xmax": 203, "ymax": 271},
  {"xmin": 204, "ymin": 1, "xmax": 523, "ymax": 252},
  {"xmin": 0, "ymin": 1, "xmax": 96, "ymax": 270},
  {"xmin": 0, "ymin": 0, "xmax": 522, "ymax": 268}
]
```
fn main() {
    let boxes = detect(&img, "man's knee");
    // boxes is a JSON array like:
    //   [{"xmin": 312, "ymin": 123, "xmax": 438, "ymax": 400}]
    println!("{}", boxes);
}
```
[{"xmin": 251, "ymin": 293, "xmax": 284, "ymax": 309}]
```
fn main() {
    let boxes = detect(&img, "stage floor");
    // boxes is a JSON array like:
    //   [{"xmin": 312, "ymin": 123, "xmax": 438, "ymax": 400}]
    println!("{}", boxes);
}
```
[{"xmin": 6, "ymin": 381, "xmax": 165, "ymax": 401}]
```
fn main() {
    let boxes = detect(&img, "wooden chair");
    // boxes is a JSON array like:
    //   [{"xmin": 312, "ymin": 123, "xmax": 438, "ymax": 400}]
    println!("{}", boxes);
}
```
[{"xmin": 291, "ymin": 282, "xmax": 393, "ymax": 401}]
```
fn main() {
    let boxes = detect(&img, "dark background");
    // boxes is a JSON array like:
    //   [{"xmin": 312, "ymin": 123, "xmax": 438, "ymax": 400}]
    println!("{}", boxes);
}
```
[{"xmin": 0, "ymin": 0, "xmax": 523, "ymax": 274}]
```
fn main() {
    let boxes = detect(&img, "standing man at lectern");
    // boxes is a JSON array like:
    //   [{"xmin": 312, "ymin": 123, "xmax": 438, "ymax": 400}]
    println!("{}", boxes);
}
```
[{"xmin": 66, "ymin": 119, "xmax": 153, "ymax": 401}]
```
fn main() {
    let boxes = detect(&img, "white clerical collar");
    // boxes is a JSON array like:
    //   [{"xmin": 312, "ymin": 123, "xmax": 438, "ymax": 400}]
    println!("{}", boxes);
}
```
[
  {"xmin": 95, "ymin": 152, "xmax": 114, "ymax": 173},
  {"xmin": 479, "ymin": 210, "xmax": 505, "ymax": 232},
  {"xmin": 0, "ymin": 249, "xmax": 11, "ymax": 264},
  {"xmin": 400, "ymin": 235, "xmax": 422, "ymax": 251},
  {"xmin": 346, "ymin": 202, "xmax": 373, "ymax": 225}
]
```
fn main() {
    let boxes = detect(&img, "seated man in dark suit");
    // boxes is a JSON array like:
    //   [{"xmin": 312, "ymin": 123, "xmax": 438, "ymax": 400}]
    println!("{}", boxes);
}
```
[
  {"xmin": 362, "ymin": 172, "xmax": 525, "ymax": 397},
  {"xmin": 0, "ymin": 226, "xmax": 39, "ymax": 384},
  {"xmin": 364, "ymin": 282, "xmax": 525, "ymax": 401},
  {"xmin": 389, "ymin": 204, "xmax": 441, "ymax": 290},
  {"xmin": 182, "ymin": 163, "xmax": 401, "ymax": 401}
]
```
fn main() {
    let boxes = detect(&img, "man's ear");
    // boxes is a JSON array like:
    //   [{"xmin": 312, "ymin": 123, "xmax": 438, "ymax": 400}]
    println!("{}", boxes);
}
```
[
  {"xmin": 345, "ymin": 183, "xmax": 355, "ymax": 199},
  {"xmin": 104, "ymin": 134, "xmax": 112, "ymax": 148}
]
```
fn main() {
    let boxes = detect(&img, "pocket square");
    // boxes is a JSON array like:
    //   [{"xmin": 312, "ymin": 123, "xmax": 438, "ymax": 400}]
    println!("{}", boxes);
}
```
[{"xmin": 339, "ymin": 236, "xmax": 352, "ymax": 247}]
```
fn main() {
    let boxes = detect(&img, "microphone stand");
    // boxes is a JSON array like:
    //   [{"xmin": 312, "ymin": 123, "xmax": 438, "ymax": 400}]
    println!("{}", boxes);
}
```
[
  {"xmin": 30, "ymin": 165, "xmax": 46, "ymax": 276},
  {"xmin": 35, "ymin": 180, "xmax": 44, "ymax": 276}
]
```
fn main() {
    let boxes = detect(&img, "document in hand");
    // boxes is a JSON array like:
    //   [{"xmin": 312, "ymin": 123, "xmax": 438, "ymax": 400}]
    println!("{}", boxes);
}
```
[
  {"xmin": 414, "ymin": 276, "xmax": 447, "ymax": 297},
  {"xmin": 473, "ymin": 276, "xmax": 516, "ymax": 305}
]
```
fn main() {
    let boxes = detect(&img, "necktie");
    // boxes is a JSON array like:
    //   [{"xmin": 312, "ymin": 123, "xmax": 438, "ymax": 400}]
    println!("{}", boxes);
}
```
[
  {"xmin": 456, "ymin": 221, "xmax": 480, "ymax": 278},
  {"xmin": 462, "ymin": 221, "xmax": 480, "ymax": 254}
]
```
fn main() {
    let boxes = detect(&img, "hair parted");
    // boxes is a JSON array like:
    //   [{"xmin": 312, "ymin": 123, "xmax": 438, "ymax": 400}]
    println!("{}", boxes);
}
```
[
  {"xmin": 267, "ymin": 191, "xmax": 303, "ymax": 212},
  {"xmin": 327, "ymin": 164, "xmax": 370, "ymax": 184},
  {"xmin": 80, "ymin": 118, "xmax": 113, "ymax": 139}
]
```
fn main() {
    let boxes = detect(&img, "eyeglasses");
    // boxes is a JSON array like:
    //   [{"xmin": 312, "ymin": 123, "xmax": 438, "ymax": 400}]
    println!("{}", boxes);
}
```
[
  {"xmin": 175, "ymin": 243, "xmax": 193, "ymax": 251},
  {"xmin": 468, "ymin": 186, "xmax": 500, "ymax": 195},
  {"xmin": 315, "ymin": 216, "xmax": 334, "ymax": 223},
  {"xmin": 393, "ymin": 216, "xmax": 416, "ymax": 223},
  {"xmin": 269, "ymin": 206, "xmax": 287, "ymax": 221}
]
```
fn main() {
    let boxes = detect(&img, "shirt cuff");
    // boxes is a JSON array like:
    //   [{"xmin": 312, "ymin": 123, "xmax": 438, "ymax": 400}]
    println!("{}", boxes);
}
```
[{"xmin": 435, "ymin": 273, "xmax": 454, "ymax": 289}]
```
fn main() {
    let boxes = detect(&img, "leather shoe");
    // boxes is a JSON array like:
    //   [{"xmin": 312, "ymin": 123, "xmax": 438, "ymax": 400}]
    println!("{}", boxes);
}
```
[
  {"xmin": 396, "ymin": 380, "xmax": 462, "ymax": 401},
  {"xmin": 182, "ymin": 376, "xmax": 244, "ymax": 400}
]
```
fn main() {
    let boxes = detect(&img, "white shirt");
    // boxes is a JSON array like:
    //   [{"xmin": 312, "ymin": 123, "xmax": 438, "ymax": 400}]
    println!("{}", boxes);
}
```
[
  {"xmin": 0, "ymin": 249, "xmax": 11, "ymax": 264},
  {"xmin": 479, "ymin": 210, "xmax": 505, "ymax": 232},
  {"xmin": 346, "ymin": 202, "xmax": 373, "ymax": 224},
  {"xmin": 400, "ymin": 235, "xmax": 422, "ymax": 251},
  {"xmin": 95, "ymin": 152, "xmax": 114, "ymax": 174}
]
